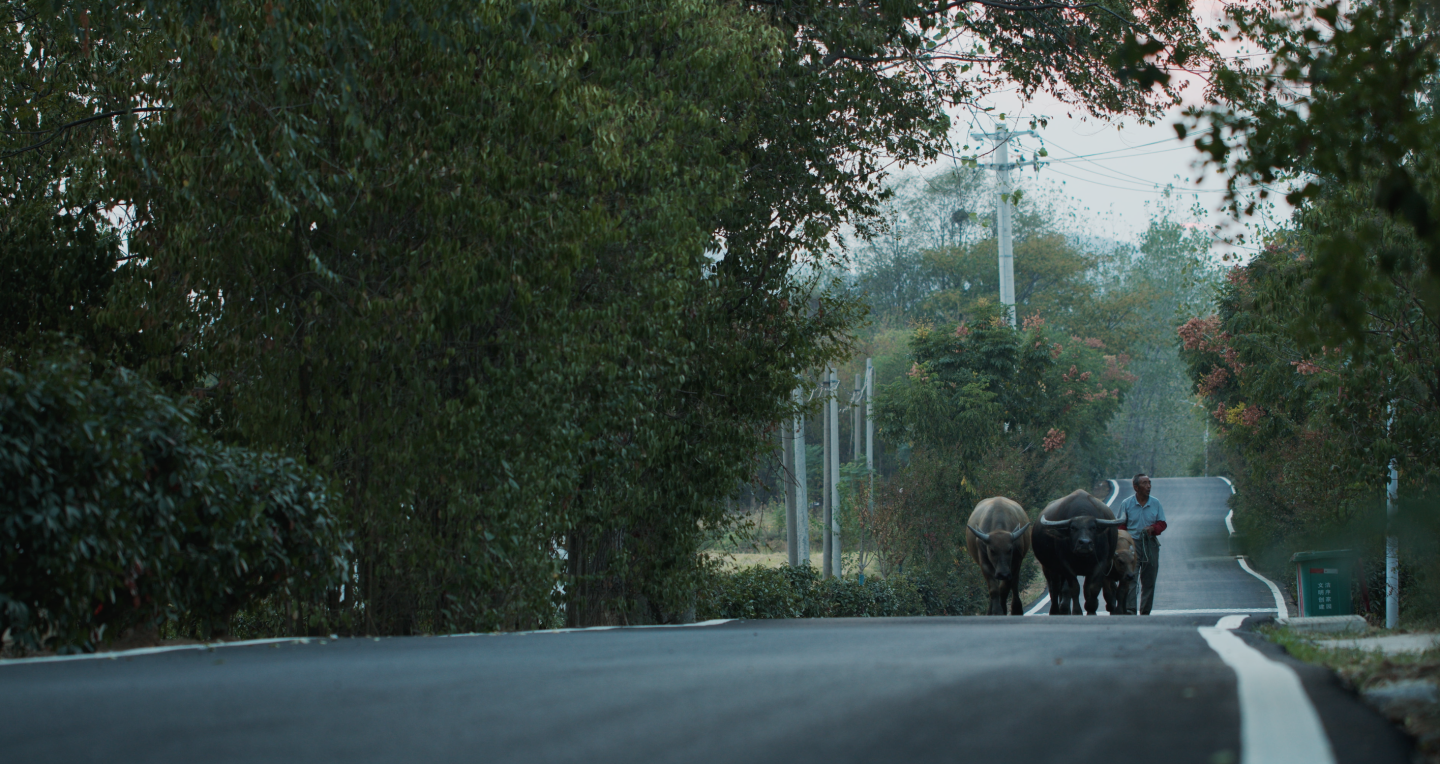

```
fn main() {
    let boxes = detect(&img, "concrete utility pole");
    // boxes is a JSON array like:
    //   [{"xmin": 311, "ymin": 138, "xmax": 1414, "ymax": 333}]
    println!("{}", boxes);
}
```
[
  {"xmin": 787, "ymin": 386, "xmax": 809, "ymax": 568},
  {"xmin": 822, "ymin": 367, "xmax": 842, "ymax": 578},
  {"xmin": 971, "ymin": 127, "xmax": 1041, "ymax": 326},
  {"xmin": 865, "ymin": 359, "xmax": 876, "ymax": 582},
  {"xmin": 853, "ymin": 373, "xmax": 863, "ymax": 463},
  {"xmin": 1387, "ymin": 455, "xmax": 1400, "ymax": 629},
  {"xmin": 830, "ymin": 367, "xmax": 842, "ymax": 578},
  {"xmin": 781, "ymin": 416, "xmax": 798, "ymax": 567},
  {"xmin": 866, "ymin": 359, "xmax": 875, "ymax": 479},
  {"xmin": 1203, "ymin": 420, "xmax": 1210, "ymax": 478}
]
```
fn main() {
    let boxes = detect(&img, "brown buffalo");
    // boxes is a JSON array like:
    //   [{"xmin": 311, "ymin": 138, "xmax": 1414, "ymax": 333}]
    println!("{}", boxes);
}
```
[
  {"xmin": 965, "ymin": 497, "xmax": 1032, "ymax": 615},
  {"xmin": 1102, "ymin": 530, "xmax": 1139, "ymax": 615},
  {"xmin": 1031, "ymin": 489, "xmax": 1127, "ymax": 615}
]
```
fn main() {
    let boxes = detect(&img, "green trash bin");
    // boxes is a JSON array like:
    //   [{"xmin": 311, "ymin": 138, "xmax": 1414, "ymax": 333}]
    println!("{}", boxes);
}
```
[{"xmin": 1292, "ymin": 550, "xmax": 1357, "ymax": 617}]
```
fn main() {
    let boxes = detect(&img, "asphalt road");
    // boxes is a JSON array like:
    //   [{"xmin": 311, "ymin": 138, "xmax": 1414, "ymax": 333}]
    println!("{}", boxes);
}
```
[{"xmin": 3, "ymin": 478, "xmax": 1412, "ymax": 764}]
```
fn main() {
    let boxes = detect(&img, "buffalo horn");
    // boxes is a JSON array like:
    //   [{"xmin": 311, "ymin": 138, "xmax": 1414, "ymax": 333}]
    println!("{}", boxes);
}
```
[
  {"xmin": 967, "ymin": 525, "xmax": 991, "ymax": 542},
  {"xmin": 1012, "ymin": 522, "xmax": 1031, "ymax": 538},
  {"xmin": 1096, "ymin": 512, "xmax": 1128, "ymax": 527},
  {"xmin": 1040, "ymin": 515, "xmax": 1072, "ymax": 527}
]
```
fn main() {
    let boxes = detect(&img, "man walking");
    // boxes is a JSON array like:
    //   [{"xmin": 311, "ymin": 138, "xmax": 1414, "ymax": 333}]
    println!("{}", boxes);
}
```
[{"xmin": 1117, "ymin": 473, "xmax": 1166, "ymax": 615}]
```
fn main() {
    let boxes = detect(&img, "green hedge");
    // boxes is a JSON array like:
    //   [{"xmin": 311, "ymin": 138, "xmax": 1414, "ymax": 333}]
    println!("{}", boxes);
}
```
[
  {"xmin": 0, "ymin": 348, "xmax": 349, "ymax": 653},
  {"xmin": 696, "ymin": 564, "xmax": 991, "ymax": 620}
]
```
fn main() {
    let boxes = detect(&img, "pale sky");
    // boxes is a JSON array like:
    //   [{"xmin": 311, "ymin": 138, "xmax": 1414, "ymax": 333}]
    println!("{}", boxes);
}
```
[{"xmin": 912, "ymin": 2, "xmax": 1291, "ymax": 261}]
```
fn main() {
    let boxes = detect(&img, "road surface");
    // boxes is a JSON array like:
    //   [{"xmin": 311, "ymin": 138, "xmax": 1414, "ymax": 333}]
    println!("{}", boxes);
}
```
[{"xmin": 3, "ymin": 478, "xmax": 1411, "ymax": 763}]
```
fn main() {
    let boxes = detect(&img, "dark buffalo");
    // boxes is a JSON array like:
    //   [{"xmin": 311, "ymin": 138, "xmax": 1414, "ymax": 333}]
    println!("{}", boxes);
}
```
[
  {"xmin": 1031, "ymin": 489, "xmax": 1127, "ymax": 615},
  {"xmin": 1102, "ymin": 529, "xmax": 1139, "ymax": 615},
  {"xmin": 964, "ymin": 497, "xmax": 1032, "ymax": 615}
]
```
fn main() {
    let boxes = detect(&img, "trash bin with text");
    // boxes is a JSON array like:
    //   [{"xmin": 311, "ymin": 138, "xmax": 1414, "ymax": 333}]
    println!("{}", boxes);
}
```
[{"xmin": 1292, "ymin": 550, "xmax": 1356, "ymax": 617}]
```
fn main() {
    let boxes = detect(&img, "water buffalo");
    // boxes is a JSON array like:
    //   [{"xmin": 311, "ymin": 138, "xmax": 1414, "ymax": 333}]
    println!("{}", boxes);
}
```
[
  {"xmin": 1102, "ymin": 530, "xmax": 1139, "ymax": 615},
  {"xmin": 964, "ymin": 497, "xmax": 1032, "ymax": 615},
  {"xmin": 1031, "ymin": 489, "xmax": 1127, "ymax": 615}
]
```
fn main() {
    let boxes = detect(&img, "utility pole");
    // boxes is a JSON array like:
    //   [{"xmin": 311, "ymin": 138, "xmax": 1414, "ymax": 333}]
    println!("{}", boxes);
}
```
[
  {"xmin": 781, "ymin": 413, "xmax": 798, "ymax": 568},
  {"xmin": 822, "ymin": 367, "xmax": 842, "ymax": 578},
  {"xmin": 971, "ymin": 126, "xmax": 1041, "ymax": 326},
  {"xmin": 787, "ymin": 386, "xmax": 809, "ymax": 568},
  {"xmin": 865, "ymin": 359, "xmax": 875, "ymax": 582},
  {"xmin": 1387, "ymin": 455, "xmax": 1399, "ymax": 629},
  {"xmin": 1203, "ymin": 420, "xmax": 1210, "ymax": 478},
  {"xmin": 830, "ymin": 367, "xmax": 842, "ymax": 578},
  {"xmin": 1385, "ymin": 400, "xmax": 1400, "ymax": 629},
  {"xmin": 853, "ymin": 373, "xmax": 863, "ymax": 463}
]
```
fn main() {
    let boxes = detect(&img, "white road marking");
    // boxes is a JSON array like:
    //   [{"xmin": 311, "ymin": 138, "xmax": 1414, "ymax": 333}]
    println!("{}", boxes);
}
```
[
  {"xmin": 0, "ymin": 637, "xmax": 319, "ymax": 667},
  {"xmin": 1024, "ymin": 595, "xmax": 1051, "ymax": 616},
  {"xmin": 1199, "ymin": 615, "xmax": 1336, "ymax": 764},
  {"xmin": 1, "ymin": 619, "xmax": 741, "ymax": 667},
  {"xmin": 1219, "ymin": 478, "xmax": 1290, "ymax": 620},
  {"xmin": 445, "ymin": 619, "xmax": 736, "ymax": 638},
  {"xmin": 1237, "ymin": 557, "xmax": 1290, "ymax": 620},
  {"xmin": 1153, "ymin": 608, "xmax": 1277, "ymax": 615}
]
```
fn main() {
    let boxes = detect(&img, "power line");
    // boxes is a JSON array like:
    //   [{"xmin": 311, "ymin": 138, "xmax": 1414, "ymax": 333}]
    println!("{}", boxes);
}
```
[
  {"xmin": 1043, "ymin": 135, "xmax": 1193, "ymax": 161},
  {"xmin": 1043, "ymin": 137, "xmax": 1192, "ymax": 187},
  {"xmin": 1041, "ymin": 165, "xmax": 1198, "ymax": 194}
]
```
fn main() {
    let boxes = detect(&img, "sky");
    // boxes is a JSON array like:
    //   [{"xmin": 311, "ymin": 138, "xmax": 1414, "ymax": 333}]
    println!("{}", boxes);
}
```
[{"xmin": 896, "ymin": 2, "xmax": 1291, "ymax": 262}]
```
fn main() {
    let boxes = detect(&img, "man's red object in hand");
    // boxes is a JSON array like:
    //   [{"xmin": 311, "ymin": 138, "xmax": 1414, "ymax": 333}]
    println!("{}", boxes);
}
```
[{"xmin": 1148, "ymin": 521, "xmax": 1167, "ymax": 536}]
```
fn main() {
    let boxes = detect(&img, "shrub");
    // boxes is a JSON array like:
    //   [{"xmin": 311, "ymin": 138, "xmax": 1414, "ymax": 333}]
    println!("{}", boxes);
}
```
[
  {"xmin": 0, "ymin": 347, "xmax": 348, "ymax": 653},
  {"xmin": 697, "ymin": 564, "xmax": 965, "ymax": 620}
]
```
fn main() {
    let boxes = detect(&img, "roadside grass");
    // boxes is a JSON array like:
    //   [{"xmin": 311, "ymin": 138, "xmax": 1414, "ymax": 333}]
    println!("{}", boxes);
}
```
[{"xmin": 1261, "ymin": 624, "xmax": 1440, "ymax": 761}]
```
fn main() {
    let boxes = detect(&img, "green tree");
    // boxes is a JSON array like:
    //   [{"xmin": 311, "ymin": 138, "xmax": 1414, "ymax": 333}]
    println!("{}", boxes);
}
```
[
  {"xmin": 870, "ymin": 306, "xmax": 1132, "ymax": 575},
  {"xmin": 2, "ymin": 0, "xmax": 1232, "ymax": 633},
  {"xmin": 1107, "ymin": 205, "xmax": 1220, "ymax": 477}
]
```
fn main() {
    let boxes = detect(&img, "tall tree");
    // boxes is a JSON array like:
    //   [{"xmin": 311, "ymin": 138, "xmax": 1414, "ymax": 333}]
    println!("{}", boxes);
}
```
[{"xmin": 3, "ymin": 0, "xmax": 1228, "ymax": 631}]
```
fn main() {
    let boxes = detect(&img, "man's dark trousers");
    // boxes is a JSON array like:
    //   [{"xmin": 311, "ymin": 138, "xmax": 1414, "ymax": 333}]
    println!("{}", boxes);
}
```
[{"xmin": 1126, "ymin": 534, "xmax": 1160, "ymax": 615}]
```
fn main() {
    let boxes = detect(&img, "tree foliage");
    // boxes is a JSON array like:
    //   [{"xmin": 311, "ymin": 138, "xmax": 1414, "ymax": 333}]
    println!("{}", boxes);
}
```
[
  {"xmin": 867, "ymin": 306, "xmax": 1132, "ymax": 575},
  {"xmin": 1, "ymin": 345, "xmax": 346, "ymax": 653},
  {"xmin": 2, "ymin": 0, "xmax": 1229, "ymax": 636}
]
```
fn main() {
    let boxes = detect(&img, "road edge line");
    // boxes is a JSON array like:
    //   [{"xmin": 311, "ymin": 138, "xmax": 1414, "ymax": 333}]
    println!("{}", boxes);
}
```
[
  {"xmin": 1219, "ymin": 477, "xmax": 1290, "ymax": 620},
  {"xmin": 443, "ymin": 619, "xmax": 738, "ymax": 638},
  {"xmin": 1199, "ymin": 615, "xmax": 1336, "ymax": 764},
  {"xmin": 0, "ymin": 637, "xmax": 315, "ymax": 667},
  {"xmin": 1238, "ymin": 557, "xmax": 1290, "ymax": 620}
]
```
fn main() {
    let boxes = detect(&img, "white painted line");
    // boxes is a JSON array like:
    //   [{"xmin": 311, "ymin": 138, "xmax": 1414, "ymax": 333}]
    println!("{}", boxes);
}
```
[
  {"xmin": 0, "ymin": 637, "xmax": 316, "ymax": 667},
  {"xmin": 3, "ymin": 619, "xmax": 740, "ymax": 666},
  {"xmin": 1024, "ymin": 594, "xmax": 1051, "ymax": 616},
  {"xmin": 443, "ymin": 619, "xmax": 736, "ymax": 638},
  {"xmin": 1153, "ymin": 608, "xmax": 1277, "ymax": 615},
  {"xmin": 1238, "ymin": 557, "xmax": 1290, "ymax": 620},
  {"xmin": 1226, "ymin": 509, "xmax": 1235, "ymax": 536},
  {"xmin": 1216, "ymin": 614, "xmax": 1248, "ymax": 630},
  {"xmin": 1218, "ymin": 476, "xmax": 1235, "ymax": 493},
  {"xmin": 1199, "ymin": 616, "xmax": 1335, "ymax": 764}
]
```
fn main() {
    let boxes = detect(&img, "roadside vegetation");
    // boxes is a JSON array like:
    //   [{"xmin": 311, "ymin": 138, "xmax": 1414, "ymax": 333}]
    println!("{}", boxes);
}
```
[
  {"xmin": 35, "ymin": 0, "xmax": 1440, "ymax": 650},
  {"xmin": 1263, "ymin": 624, "xmax": 1440, "ymax": 761},
  {"xmin": 1177, "ymin": 0, "xmax": 1440, "ymax": 626}
]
